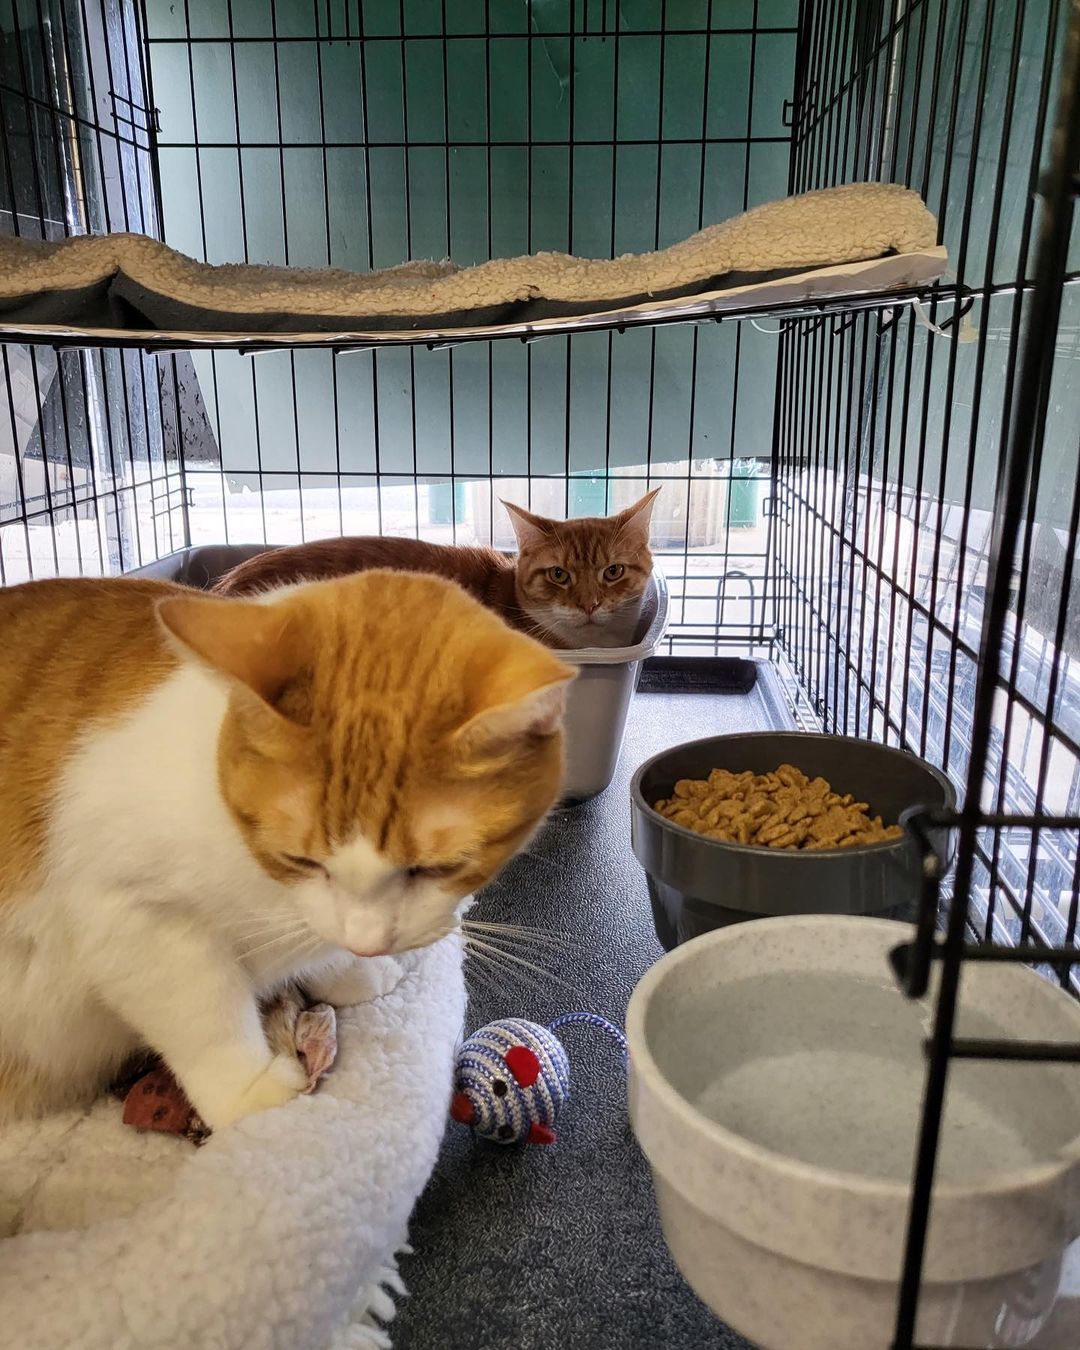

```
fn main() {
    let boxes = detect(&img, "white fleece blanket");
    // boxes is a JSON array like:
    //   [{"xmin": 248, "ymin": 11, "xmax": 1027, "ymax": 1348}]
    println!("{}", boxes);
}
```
[
  {"xmin": 0, "ymin": 934, "xmax": 465, "ymax": 1350},
  {"xmin": 0, "ymin": 183, "xmax": 944, "ymax": 343}
]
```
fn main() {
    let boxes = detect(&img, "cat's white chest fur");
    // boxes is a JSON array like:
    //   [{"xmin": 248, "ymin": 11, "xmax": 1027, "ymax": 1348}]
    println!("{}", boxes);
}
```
[
  {"xmin": 51, "ymin": 663, "xmax": 267, "ymax": 908},
  {"xmin": 0, "ymin": 664, "xmax": 329, "ymax": 1125}
]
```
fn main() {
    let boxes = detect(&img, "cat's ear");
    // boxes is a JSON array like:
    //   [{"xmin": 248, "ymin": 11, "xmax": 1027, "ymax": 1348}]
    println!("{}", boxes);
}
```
[
  {"xmin": 453, "ymin": 640, "xmax": 575, "ymax": 752},
  {"xmin": 501, "ymin": 499, "xmax": 555, "ymax": 552},
  {"xmin": 613, "ymin": 486, "xmax": 661, "ymax": 547},
  {"xmin": 156, "ymin": 593, "xmax": 299, "ymax": 705}
]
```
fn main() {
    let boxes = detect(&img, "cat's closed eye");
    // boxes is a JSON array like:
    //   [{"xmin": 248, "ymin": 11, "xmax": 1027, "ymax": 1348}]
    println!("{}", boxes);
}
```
[
  {"xmin": 280, "ymin": 853, "xmax": 328, "ymax": 877},
  {"xmin": 405, "ymin": 863, "xmax": 461, "ymax": 883}
]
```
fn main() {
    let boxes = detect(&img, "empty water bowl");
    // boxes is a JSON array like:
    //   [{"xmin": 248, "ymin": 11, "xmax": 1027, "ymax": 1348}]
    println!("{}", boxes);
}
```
[
  {"xmin": 627, "ymin": 914, "xmax": 1080, "ymax": 1350},
  {"xmin": 630, "ymin": 731, "xmax": 955, "ymax": 948}
]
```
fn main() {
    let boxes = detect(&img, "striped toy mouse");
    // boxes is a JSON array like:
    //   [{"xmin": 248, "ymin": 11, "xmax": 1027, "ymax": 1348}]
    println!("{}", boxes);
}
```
[{"xmin": 448, "ymin": 1013, "xmax": 627, "ymax": 1146}]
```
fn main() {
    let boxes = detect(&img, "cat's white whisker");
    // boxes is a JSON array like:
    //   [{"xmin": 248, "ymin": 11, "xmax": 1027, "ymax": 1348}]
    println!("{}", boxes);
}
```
[
  {"xmin": 461, "ymin": 916, "xmax": 563, "ymax": 935},
  {"xmin": 239, "ymin": 926, "xmax": 314, "ymax": 961},
  {"xmin": 236, "ymin": 929, "xmax": 310, "ymax": 954},
  {"xmin": 510, "ymin": 847, "xmax": 576, "ymax": 878},
  {"xmin": 465, "ymin": 934, "xmax": 571, "ymax": 966},
  {"xmin": 233, "ymin": 918, "xmax": 310, "ymax": 939},
  {"xmin": 290, "ymin": 935, "xmax": 327, "ymax": 966},
  {"xmin": 461, "ymin": 919, "xmax": 572, "ymax": 952},
  {"xmin": 464, "ymin": 949, "xmax": 521, "ymax": 1000},
  {"xmin": 463, "ymin": 935, "xmax": 551, "ymax": 976},
  {"xmin": 463, "ymin": 953, "xmax": 505, "ymax": 1001},
  {"xmin": 463, "ymin": 935, "xmax": 583, "ymax": 997},
  {"xmin": 226, "ymin": 919, "xmax": 304, "ymax": 942}
]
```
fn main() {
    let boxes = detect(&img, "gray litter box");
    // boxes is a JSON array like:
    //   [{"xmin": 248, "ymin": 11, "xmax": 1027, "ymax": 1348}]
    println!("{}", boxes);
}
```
[
  {"xmin": 630, "ymin": 731, "xmax": 956, "ymax": 949},
  {"xmin": 128, "ymin": 545, "xmax": 669, "ymax": 803}
]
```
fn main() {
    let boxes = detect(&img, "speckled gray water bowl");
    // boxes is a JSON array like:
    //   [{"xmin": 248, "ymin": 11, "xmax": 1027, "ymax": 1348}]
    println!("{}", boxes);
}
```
[
  {"xmin": 627, "ymin": 915, "xmax": 1080, "ymax": 1350},
  {"xmin": 630, "ymin": 732, "xmax": 956, "ymax": 948}
]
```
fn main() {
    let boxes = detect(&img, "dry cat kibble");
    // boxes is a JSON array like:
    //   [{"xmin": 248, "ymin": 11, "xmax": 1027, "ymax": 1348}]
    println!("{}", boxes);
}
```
[{"xmin": 653, "ymin": 763, "xmax": 904, "ymax": 850}]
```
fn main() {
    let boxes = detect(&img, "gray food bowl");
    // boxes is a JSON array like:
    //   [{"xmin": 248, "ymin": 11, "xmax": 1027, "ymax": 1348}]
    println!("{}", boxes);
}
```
[{"xmin": 630, "ymin": 731, "xmax": 955, "ymax": 949}]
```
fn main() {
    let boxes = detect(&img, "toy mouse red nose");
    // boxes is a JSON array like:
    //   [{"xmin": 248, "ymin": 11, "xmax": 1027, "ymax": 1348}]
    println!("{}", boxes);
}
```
[{"xmin": 449, "ymin": 1091, "xmax": 476, "ymax": 1124}]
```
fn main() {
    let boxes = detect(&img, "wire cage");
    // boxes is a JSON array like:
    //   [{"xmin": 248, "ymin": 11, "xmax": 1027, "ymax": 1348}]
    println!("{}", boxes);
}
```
[
  {"xmin": 781, "ymin": 1, "xmax": 1080, "ymax": 1344},
  {"xmin": 3, "ymin": 0, "xmax": 807, "ymax": 645},
  {"xmin": 2, "ymin": 0, "xmax": 1080, "ymax": 1347},
  {"xmin": 778, "ymin": 0, "xmax": 1080, "ymax": 942},
  {"xmin": 0, "ymin": 0, "xmax": 186, "ymax": 574}
]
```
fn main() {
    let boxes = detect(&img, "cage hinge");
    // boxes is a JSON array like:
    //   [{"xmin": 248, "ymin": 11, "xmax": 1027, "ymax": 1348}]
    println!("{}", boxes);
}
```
[
  {"xmin": 108, "ymin": 88, "xmax": 160, "ymax": 138},
  {"xmin": 788, "ymin": 81, "xmax": 816, "ymax": 127}
]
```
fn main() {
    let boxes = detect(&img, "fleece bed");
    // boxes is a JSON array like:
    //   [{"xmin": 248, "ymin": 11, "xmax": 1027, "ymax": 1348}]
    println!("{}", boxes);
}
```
[
  {"xmin": 0, "ymin": 934, "xmax": 465, "ymax": 1350},
  {"xmin": 0, "ymin": 184, "xmax": 946, "ymax": 350}
]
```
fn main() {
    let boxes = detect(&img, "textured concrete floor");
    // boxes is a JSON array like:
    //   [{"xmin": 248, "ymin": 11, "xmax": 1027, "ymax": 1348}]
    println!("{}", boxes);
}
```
[{"xmin": 393, "ymin": 680, "xmax": 790, "ymax": 1350}]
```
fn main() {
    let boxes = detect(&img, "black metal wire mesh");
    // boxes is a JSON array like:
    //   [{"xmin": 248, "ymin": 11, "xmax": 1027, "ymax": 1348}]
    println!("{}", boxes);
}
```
[
  {"xmin": 2, "ymin": 2, "xmax": 1080, "ymax": 1345},
  {"xmin": 3, "ymin": 0, "xmax": 1077, "ymax": 934},
  {"xmin": 885, "ymin": 7, "xmax": 1080, "ymax": 1338},
  {"xmin": 133, "ymin": 0, "xmax": 800, "ymax": 654},
  {"xmin": 0, "ymin": 0, "xmax": 188, "ymax": 578},
  {"xmin": 776, "ymin": 0, "xmax": 1080, "ymax": 953}
]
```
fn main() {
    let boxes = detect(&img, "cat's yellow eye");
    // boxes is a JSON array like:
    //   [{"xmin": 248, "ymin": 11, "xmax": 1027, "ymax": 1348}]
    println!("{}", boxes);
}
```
[
  {"xmin": 547, "ymin": 566, "xmax": 570, "ymax": 585},
  {"xmin": 604, "ymin": 563, "xmax": 625, "ymax": 581}
]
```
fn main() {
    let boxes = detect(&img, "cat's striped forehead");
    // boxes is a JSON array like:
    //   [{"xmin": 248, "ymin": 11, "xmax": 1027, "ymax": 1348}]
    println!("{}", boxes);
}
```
[
  {"xmin": 270, "ymin": 584, "xmax": 474, "ymax": 851},
  {"xmin": 519, "ymin": 515, "xmax": 634, "ymax": 563},
  {"xmin": 507, "ymin": 490, "xmax": 660, "ymax": 580},
  {"xmin": 225, "ymin": 569, "xmax": 572, "ymax": 888},
  {"xmin": 301, "ymin": 692, "xmax": 541, "ymax": 879}
]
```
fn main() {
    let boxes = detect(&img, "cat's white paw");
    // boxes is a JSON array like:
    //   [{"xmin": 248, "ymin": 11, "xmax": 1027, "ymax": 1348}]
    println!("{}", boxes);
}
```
[
  {"xmin": 186, "ymin": 1049, "xmax": 307, "ymax": 1129},
  {"xmin": 305, "ymin": 953, "xmax": 405, "ymax": 1007},
  {"xmin": 234, "ymin": 1052, "xmax": 308, "ymax": 1117}
]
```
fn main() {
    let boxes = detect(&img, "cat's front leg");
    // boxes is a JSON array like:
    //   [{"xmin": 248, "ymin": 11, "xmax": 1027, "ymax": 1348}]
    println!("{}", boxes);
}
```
[
  {"xmin": 301, "ymin": 950, "xmax": 407, "ymax": 1006},
  {"xmin": 84, "ymin": 901, "xmax": 307, "ymax": 1130}
]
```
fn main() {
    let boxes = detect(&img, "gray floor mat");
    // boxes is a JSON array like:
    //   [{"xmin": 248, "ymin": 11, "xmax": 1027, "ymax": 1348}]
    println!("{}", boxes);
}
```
[{"xmin": 394, "ymin": 685, "xmax": 785, "ymax": 1350}]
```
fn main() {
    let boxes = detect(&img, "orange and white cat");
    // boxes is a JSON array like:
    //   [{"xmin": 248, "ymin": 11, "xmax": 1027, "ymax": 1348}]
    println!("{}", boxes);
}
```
[
  {"xmin": 0, "ymin": 570, "xmax": 572, "ymax": 1129},
  {"xmin": 214, "ymin": 488, "xmax": 662, "ymax": 650}
]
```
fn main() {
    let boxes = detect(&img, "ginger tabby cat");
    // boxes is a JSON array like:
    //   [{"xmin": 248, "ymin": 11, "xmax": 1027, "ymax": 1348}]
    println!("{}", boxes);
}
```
[
  {"xmin": 214, "ymin": 488, "xmax": 661, "ymax": 650},
  {"xmin": 0, "ymin": 570, "xmax": 572, "ymax": 1129}
]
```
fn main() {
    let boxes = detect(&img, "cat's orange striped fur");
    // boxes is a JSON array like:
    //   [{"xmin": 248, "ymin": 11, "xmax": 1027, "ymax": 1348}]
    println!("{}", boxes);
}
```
[
  {"xmin": 0, "ymin": 579, "xmax": 176, "ymax": 901},
  {"xmin": 214, "ymin": 489, "xmax": 661, "ymax": 650},
  {"xmin": 0, "ymin": 570, "xmax": 573, "ymax": 1127}
]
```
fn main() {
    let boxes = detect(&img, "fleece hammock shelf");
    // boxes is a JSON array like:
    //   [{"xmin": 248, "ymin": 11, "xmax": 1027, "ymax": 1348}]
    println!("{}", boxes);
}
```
[{"xmin": 0, "ymin": 184, "xmax": 948, "ymax": 354}]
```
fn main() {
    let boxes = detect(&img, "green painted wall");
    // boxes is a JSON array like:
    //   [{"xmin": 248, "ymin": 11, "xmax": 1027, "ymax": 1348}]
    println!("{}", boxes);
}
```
[{"xmin": 145, "ymin": 0, "xmax": 797, "ymax": 516}]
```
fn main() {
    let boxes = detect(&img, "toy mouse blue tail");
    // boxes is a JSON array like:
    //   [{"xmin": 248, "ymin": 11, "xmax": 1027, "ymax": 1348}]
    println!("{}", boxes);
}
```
[{"xmin": 548, "ymin": 1012, "xmax": 629, "ymax": 1063}]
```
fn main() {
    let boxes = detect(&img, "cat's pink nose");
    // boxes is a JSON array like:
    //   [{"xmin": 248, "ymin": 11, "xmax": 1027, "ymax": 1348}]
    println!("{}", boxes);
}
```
[{"xmin": 582, "ymin": 601, "xmax": 600, "ymax": 616}]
